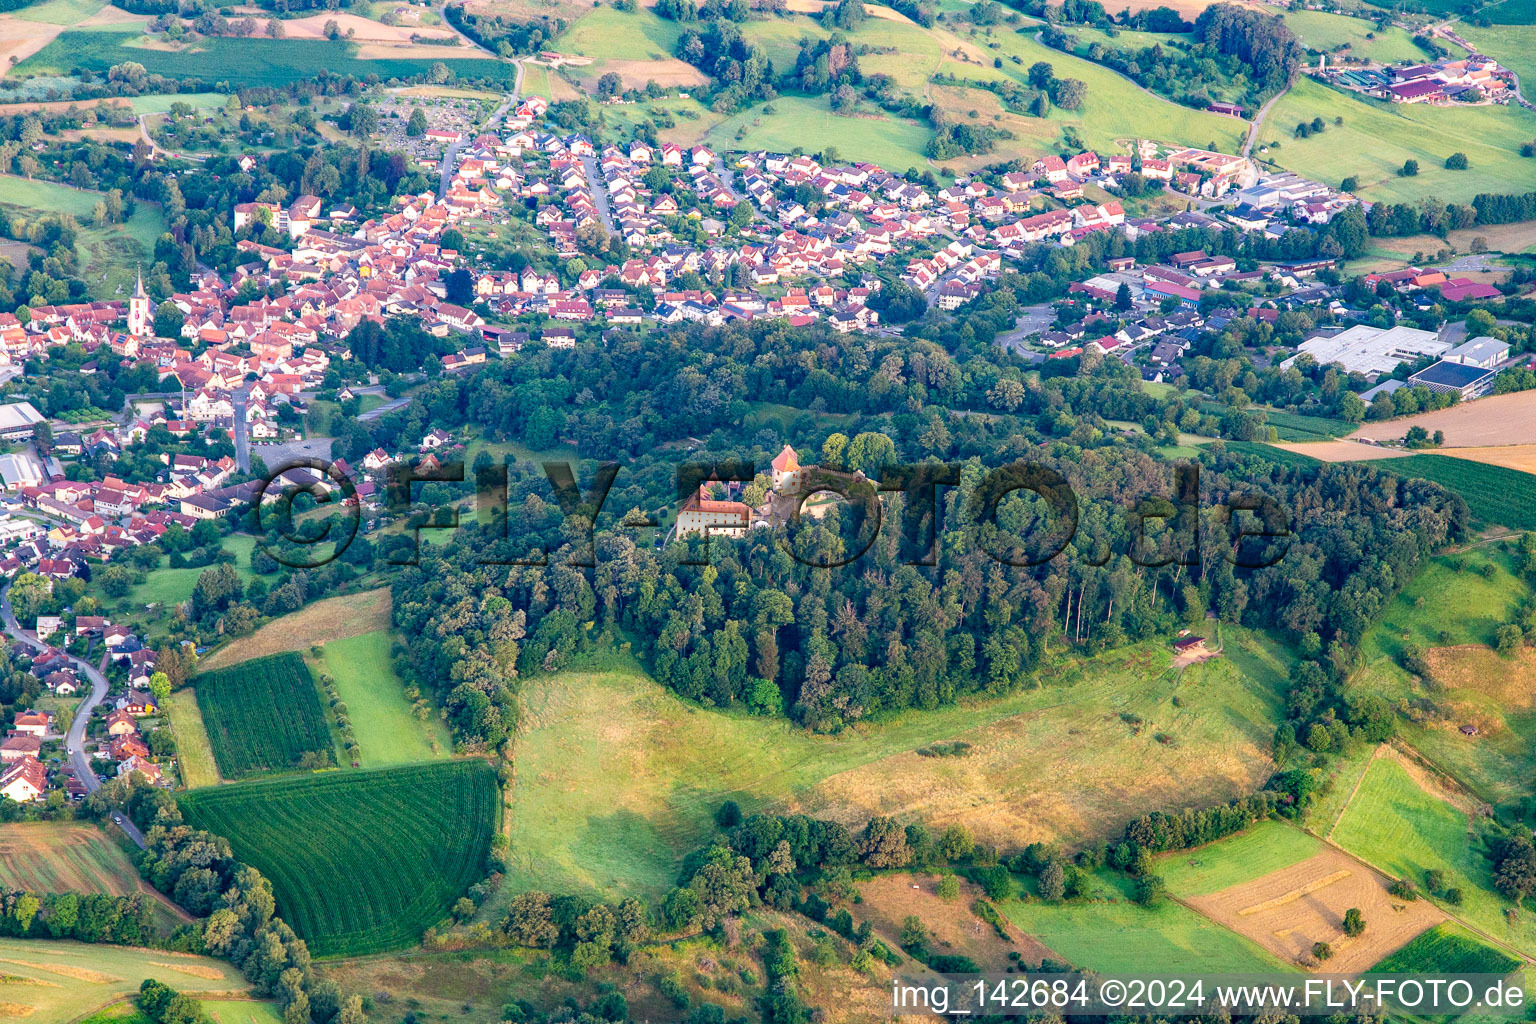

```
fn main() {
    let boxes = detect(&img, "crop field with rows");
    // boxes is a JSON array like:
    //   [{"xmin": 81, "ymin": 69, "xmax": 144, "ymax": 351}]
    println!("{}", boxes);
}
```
[
  {"xmin": 178, "ymin": 761, "xmax": 499, "ymax": 957},
  {"xmin": 194, "ymin": 653, "xmax": 333, "ymax": 779}
]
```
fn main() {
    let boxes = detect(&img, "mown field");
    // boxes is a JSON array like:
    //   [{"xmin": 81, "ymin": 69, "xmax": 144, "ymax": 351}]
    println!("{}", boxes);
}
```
[
  {"xmin": 314, "ymin": 629, "xmax": 450, "ymax": 767},
  {"xmin": 1255, "ymin": 77, "xmax": 1536, "ymax": 205},
  {"xmin": 203, "ymin": 1002, "xmax": 286, "ymax": 1024},
  {"xmin": 1158, "ymin": 819, "xmax": 1322, "ymax": 896},
  {"xmin": 15, "ymin": 31, "xmax": 518, "ymax": 88},
  {"xmin": 1332, "ymin": 756, "xmax": 1536, "ymax": 959},
  {"xmin": 0, "ymin": 822, "xmax": 186, "ymax": 930},
  {"xmin": 194, "ymin": 652, "xmax": 334, "ymax": 779},
  {"xmin": 1363, "ymin": 454, "xmax": 1536, "ymax": 531},
  {"xmin": 1000, "ymin": 869, "xmax": 1294, "ymax": 974},
  {"xmin": 506, "ymin": 633, "xmax": 1289, "ymax": 904},
  {"xmin": 0, "ymin": 938, "xmax": 249, "ymax": 1022},
  {"xmin": 179, "ymin": 761, "xmax": 499, "ymax": 956},
  {"xmin": 165, "ymin": 687, "xmax": 220, "ymax": 789}
]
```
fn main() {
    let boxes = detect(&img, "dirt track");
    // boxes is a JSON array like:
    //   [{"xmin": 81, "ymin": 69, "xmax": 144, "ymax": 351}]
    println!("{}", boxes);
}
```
[{"xmin": 1188, "ymin": 848, "xmax": 1444, "ymax": 972}]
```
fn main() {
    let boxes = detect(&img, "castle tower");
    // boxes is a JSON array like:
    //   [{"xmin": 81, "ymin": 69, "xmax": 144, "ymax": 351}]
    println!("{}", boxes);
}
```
[{"xmin": 127, "ymin": 267, "xmax": 150, "ymax": 338}]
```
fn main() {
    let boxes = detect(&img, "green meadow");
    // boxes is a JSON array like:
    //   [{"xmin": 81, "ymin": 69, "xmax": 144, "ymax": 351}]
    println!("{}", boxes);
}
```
[
  {"xmin": 1255, "ymin": 77, "xmax": 1536, "ymax": 205},
  {"xmin": 314, "ymin": 630, "xmax": 451, "ymax": 767},
  {"xmin": 1001, "ymin": 870, "xmax": 1295, "ymax": 974},
  {"xmin": 16, "ymin": 32, "xmax": 518, "ymax": 88},
  {"xmin": 0, "ymin": 173, "xmax": 166, "ymax": 298},
  {"xmin": 704, "ymin": 95, "xmax": 933, "ymax": 173},
  {"xmin": 505, "ymin": 633, "xmax": 1289, "ymax": 905},
  {"xmin": 1332, "ymin": 757, "xmax": 1536, "ymax": 959},
  {"xmin": 1281, "ymin": 10, "xmax": 1427, "ymax": 64},
  {"xmin": 1159, "ymin": 820, "xmax": 1323, "ymax": 897},
  {"xmin": 555, "ymin": 5, "xmax": 685, "ymax": 60}
]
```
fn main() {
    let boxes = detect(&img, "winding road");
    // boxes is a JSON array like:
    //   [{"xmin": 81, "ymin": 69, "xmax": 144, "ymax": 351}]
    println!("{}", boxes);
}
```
[
  {"xmin": 0, "ymin": 581, "xmax": 146, "ymax": 849},
  {"xmin": 1241, "ymin": 83, "xmax": 1290, "ymax": 159}
]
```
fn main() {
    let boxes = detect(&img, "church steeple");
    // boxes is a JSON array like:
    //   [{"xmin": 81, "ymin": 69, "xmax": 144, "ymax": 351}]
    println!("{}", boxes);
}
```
[{"xmin": 127, "ymin": 264, "xmax": 150, "ymax": 338}]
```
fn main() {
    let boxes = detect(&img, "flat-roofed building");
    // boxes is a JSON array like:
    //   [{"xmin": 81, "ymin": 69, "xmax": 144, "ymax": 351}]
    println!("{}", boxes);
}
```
[{"xmin": 1287, "ymin": 324, "xmax": 1449, "ymax": 379}]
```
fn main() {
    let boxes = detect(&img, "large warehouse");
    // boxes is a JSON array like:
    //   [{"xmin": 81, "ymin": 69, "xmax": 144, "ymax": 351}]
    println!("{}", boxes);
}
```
[{"xmin": 1287, "ymin": 324, "xmax": 1449, "ymax": 378}]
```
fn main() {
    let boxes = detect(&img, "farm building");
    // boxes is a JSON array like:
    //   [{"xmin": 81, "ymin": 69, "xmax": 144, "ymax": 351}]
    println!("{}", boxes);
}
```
[{"xmin": 1173, "ymin": 635, "xmax": 1207, "ymax": 654}]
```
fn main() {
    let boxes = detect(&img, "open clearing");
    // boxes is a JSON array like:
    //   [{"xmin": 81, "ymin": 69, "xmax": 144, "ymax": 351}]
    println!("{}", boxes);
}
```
[
  {"xmin": 1424, "ymin": 645, "xmax": 1536, "ymax": 713},
  {"xmin": 855, "ymin": 873, "xmax": 1058, "ymax": 968},
  {"xmin": 1332, "ymin": 755, "xmax": 1536, "ymax": 960},
  {"xmin": 1348, "ymin": 545, "xmax": 1536, "ymax": 807},
  {"xmin": 314, "ymin": 629, "xmax": 450, "ymax": 767},
  {"xmin": 1187, "ymin": 847, "xmax": 1444, "ymax": 971},
  {"xmin": 1270, "ymin": 440, "xmax": 1412, "ymax": 462},
  {"xmin": 0, "ymin": 173, "xmax": 165, "ymax": 298},
  {"xmin": 199, "ymin": 587, "xmax": 391, "ymax": 670},
  {"xmin": 1350, "ymin": 390, "xmax": 1536, "ymax": 447},
  {"xmin": 0, "ymin": 822, "xmax": 190, "ymax": 929},
  {"xmin": 0, "ymin": 939, "xmax": 248, "ymax": 1022},
  {"xmin": 506, "ymin": 632, "xmax": 1288, "ymax": 902}
]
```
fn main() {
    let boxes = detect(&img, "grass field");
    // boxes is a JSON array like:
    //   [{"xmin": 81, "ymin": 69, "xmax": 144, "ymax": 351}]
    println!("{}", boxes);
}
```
[
  {"xmin": 119, "ymin": 534, "xmax": 258, "ymax": 612},
  {"xmin": 195, "ymin": 652, "xmax": 334, "ymax": 778},
  {"xmin": 1222, "ymin": 440, "xmax": 1325, "ymax": 468},
  {"xmin": 314, "ymin": 630, "xmax": 450, "ymax": 767},
  {"xmin": 1362, "ymin": 455, "xmax": 1536, "ymax": 531},
  {"xmin": 1332, "ymin": 756, "xmax": 1536, "ymax": 959},
  {"xmin": 179, "ymin": 760, "xmax": 499, "ymax": 957},
  {"xmin": 0, "ymin": 173, "xmax": 165, "ymax": 298},
  {"xmin": 1000, "ymin": 869, "xmax": 1294, "ymax": 973},
  {"xmin": 164, "ymin": 687, "xmax": 220, "ymax": 789},
  {"xmin": 703, "ymin": 96, "xmax": 933, "ymax": 175},
  {"xmin": 1159, "ymin": 819, "xmax": 1323, "ymax": 897},
  {"xmin": 1361, "ymin": 546, "xmax": 1524, "ymax": 663},
  {"xmin": 1368, "ymin": 921, "xmax": 1521, "ymax": 974},
  {"xmin": 1281, "ymin": 10, "xmax": 1427, "ymax": 63},
  {"xmin": 15, "ymin": 32, "xmax": 518, "ymax": 88},
  {"xmin": 1255, "ymin": 77, "xmax": 1536, "ymax": 204},
  {"xmin": 554, "ymin": 4, "xmax": 683, "ymax": 60},
  {"xmin": 0, "ymin": 822, "xmax": 187, "ymax": 931},
  {"xmin": 1347, "ymin": 543, "xmax": 1536, "ymax": 808},
  {"xmin": 506, "ymin": 632, "xmax": 1289, "ymax": 903},
  {"xmin": 9, "ymin": 0, "xmax": 105, "ymax": 24},
  {"xmin": 0, "ymin": 938, "xmax": 249, "ymax": 1021},
  {"xmin": 203, "ymin": 1002, "xmax": 286, "ymax": 1024}
]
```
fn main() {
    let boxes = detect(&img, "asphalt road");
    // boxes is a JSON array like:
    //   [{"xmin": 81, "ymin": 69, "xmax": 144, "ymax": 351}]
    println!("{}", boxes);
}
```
[
  {"xmin": 0, "ymin": 582, "xmax": 147, "ymax": 848},
  {"xmin": 437, "ymin": 62, "xmax": 523, "ymax": 200}
]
